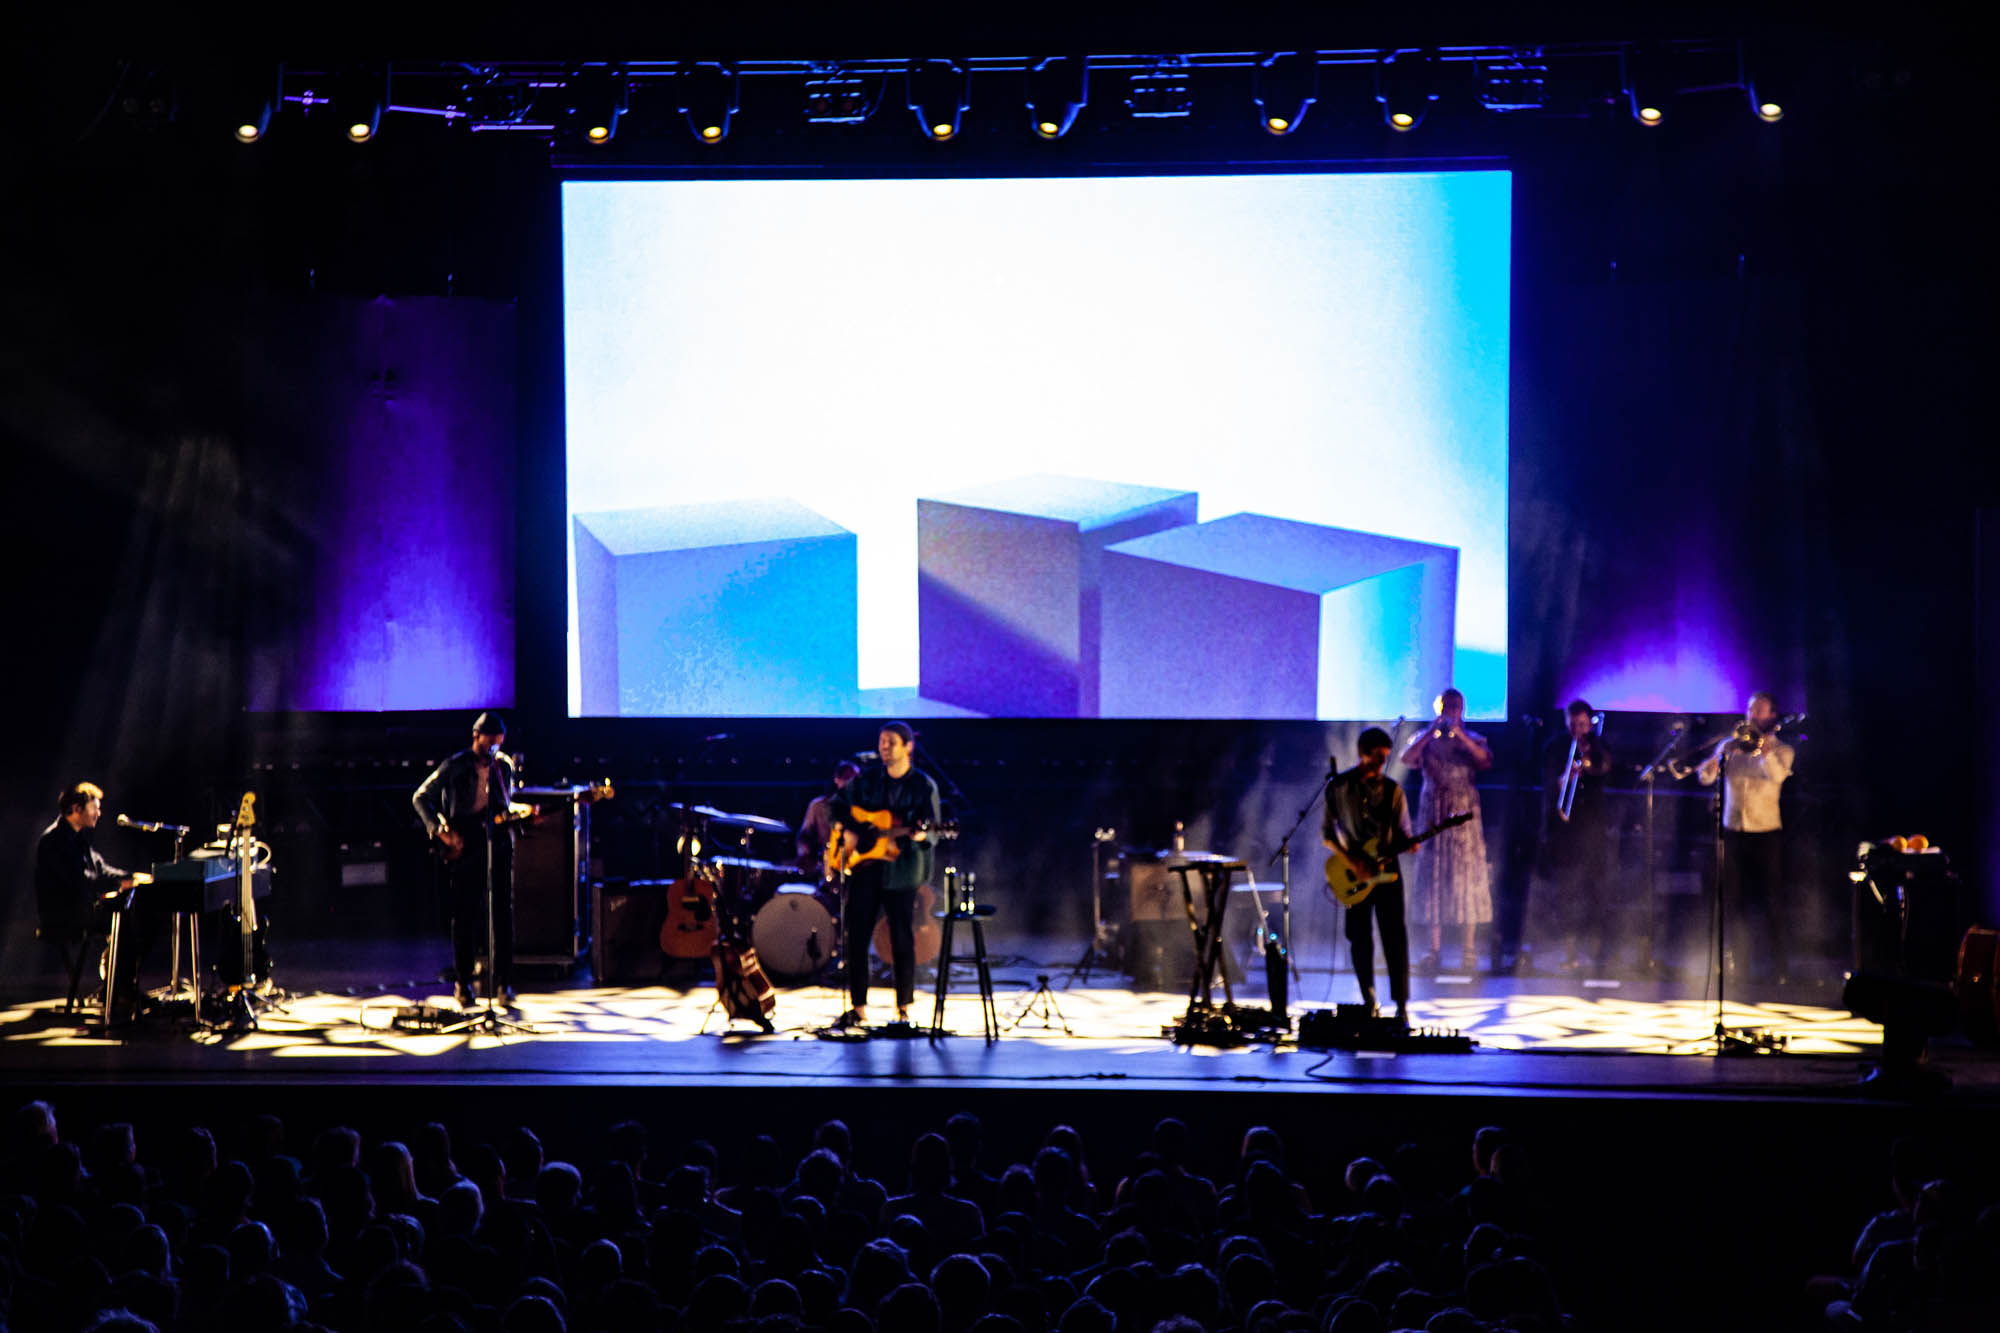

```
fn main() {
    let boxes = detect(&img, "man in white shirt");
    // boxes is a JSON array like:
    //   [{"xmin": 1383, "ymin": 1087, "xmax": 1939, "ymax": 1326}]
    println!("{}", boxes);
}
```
[{"xmin": 1698, "ymin": 691, "xmax": 1796, "ymax": 983}]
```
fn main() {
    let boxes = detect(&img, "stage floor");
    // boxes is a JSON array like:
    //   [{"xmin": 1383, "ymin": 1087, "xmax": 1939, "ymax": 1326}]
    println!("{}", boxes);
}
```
[{"xmin": 10, "ymin": 935, "xmax": 1992, "ymax": 1103}]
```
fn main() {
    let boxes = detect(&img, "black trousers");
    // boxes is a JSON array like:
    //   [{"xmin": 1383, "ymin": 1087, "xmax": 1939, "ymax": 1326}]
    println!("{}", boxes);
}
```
[
  {"xmin": 1720, "ymin": 829, "xmax": 1787, "ymax": 980},
  {"xmin": 447, "ymin": 826, "xmax": 515, "ymax": 992},
  {"xmin": 844, "ymin": 866, "xmax": 915, "ymax": 1009},
  {"xmin": 1545, "ymin": 819, "xmax": 1615, "ymax": 964},
  {"xmin": 1344, "ymin": 877, "xmax": 1409, "ymax": 1006}
]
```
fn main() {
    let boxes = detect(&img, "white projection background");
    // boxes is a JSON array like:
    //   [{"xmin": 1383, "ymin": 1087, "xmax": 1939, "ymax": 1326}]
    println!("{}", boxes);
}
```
[{"xmin": 562, "ymin": 170, "xmax": 1511, "ymax": 719}]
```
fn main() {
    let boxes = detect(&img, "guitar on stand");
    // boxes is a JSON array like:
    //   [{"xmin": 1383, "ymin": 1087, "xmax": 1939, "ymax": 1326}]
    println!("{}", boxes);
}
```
[
  {"xmin": 216, "ymin": 791, "xmax": 277, "ymax": 1029},
  {"xmin": 1324, "ymin": 812, "xmax": 1472, "ymax": 907}
]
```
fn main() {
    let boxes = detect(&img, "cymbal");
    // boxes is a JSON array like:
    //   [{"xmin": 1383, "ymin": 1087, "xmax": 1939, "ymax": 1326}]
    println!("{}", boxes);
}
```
[
  {"xmin": 663, "ymin": 802, "xmax": 730, "ymax": 820},
  {"xmin": 707, "ymin": 810, "xmax": 794, "ymax": 836},
  {"xmin": 708, "ymin": 855, "xmax": 792, "ymax": 875}
]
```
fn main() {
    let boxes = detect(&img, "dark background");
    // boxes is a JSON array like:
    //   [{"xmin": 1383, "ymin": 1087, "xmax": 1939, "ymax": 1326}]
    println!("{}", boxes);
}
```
[{"xmin": 3, "ymin": 8, "xmax": 1991, "ymax": 973}]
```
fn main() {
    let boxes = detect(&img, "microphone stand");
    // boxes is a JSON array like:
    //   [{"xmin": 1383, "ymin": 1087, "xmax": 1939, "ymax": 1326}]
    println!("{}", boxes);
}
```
[
  {"xmin": 1679, "ymin": 725, "xmax": 1785, "ymax": 1057},
  {"xmin": 1268, "ymin": 764, "xmax": 1333, "ymax": 999},
  {"xmin": 1635, "ymin": 726, "xmax": 1686, "ymax": 977}
]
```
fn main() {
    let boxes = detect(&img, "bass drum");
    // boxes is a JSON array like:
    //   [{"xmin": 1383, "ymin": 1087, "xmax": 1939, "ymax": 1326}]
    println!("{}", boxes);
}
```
[
  {"xmin": 875, "ymin": 882, "xmax": 942, "ymax": 967},
  {"xmin": 752, "ymin": 885, "xmax": 839, "ymax": 979}
]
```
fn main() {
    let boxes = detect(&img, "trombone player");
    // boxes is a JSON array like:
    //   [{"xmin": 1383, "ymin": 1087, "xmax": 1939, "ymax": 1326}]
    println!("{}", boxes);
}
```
[{"xmin": 1541, "ymin": 701, "xmax": 1615, "ymax": 974}]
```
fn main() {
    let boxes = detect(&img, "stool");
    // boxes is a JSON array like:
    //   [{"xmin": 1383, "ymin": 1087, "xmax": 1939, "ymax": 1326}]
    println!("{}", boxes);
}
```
[{"xmin": 930, "ymin": 904, "xmax": 999, "ymax": 1042}]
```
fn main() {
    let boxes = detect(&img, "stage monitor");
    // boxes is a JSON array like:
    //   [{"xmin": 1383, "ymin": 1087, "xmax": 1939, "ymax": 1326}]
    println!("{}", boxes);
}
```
[{"xmin": 561, "ymin": 170, "xmax": 1510, "ymax": 720}]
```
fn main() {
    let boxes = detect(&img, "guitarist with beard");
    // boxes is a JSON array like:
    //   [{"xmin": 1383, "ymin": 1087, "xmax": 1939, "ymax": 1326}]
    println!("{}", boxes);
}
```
[
  {"xmin": 826, "ymin": 721, "xmax": 940, "ymax": 1030},
  {"xmin": 1323, "ymin": 727, "xmax": 1416, "ymax": 1023},
  {"xmin": 413, "ymin": 711, "xmax": 517, "ymax": 1009}
]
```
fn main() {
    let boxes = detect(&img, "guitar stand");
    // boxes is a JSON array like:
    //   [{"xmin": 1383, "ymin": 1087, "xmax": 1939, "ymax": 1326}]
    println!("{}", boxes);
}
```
[{"xmin": 1004, "ymin": 974, "xmax": 1073, "ymax": 1035}]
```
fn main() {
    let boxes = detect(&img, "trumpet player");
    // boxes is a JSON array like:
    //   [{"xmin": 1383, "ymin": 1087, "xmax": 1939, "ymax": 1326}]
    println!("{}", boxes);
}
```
[
  {"xmin": 1541, "ymin": 701, "xmax": 1615, "ymax": 973},
  {"xmin": 1698, "ymin": 691, "xmax": 1796, "ymax": 984}
]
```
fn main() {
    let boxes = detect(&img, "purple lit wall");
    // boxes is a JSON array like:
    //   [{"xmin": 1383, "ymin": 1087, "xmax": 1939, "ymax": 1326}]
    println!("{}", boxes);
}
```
[{"xmin": 246, "ymin": 297, "xmax": 516, "ymax": 712}]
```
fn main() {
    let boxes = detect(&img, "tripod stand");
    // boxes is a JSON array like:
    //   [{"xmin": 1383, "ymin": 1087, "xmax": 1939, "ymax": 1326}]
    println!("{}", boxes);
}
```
[
  {"xmin": 1005, "ymin": 974, "xmax": 1073, "ymax": 1035},
  {"xmin": 441, "ymin": 826, "xmax": 538, "ymax": 1037}
]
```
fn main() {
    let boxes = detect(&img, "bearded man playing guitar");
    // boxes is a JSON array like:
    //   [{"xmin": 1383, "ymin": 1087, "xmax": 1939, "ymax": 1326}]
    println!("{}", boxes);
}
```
[
  {"xmin": 1323, "ymin": 727, "xmax": 1418, "ymax": 1022},
  {"xmin": 826, "ymin": 721, "xmax": 941, "ymax": 1030},
  {"xmin": 413, "ymin": 711, "xmax": 518, "ymax": 1009}
]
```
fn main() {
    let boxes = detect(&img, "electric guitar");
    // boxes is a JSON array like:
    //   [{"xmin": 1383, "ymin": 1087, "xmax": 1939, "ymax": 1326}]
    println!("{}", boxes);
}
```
[
  {"xmin": 1324, "ymin": 811, "xmax": 1472, "ymax": 907},
  {"xmin": 824, "ymin": 807, "xmax": 960, "ymax": 878},
  {"xmin": 440, "ymin": 780, "xmax": 613, "ymax": 861}
]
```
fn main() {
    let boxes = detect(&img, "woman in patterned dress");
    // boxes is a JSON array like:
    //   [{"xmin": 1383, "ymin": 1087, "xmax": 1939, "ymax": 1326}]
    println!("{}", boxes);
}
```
[{"xmin": 1400, "ymin": 688, "xmax": 1493, "ymax": 972}]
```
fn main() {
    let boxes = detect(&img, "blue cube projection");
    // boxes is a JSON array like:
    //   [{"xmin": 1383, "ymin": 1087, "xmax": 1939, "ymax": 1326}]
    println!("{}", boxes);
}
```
[
  {"xmin": 574, "ymin": 499, "xmax": 858, "ymax": 716},
  {"xmin": 918, "ymin": 476, "xmax": 1201, "ymax": 717},
  {"xmin": 1100, "ymin": 514, "xmax": 1460, "ymax": 720}
]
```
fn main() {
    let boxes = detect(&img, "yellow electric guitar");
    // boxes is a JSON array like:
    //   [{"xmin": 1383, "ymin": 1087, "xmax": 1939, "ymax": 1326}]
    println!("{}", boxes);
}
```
[
  {"xmin": 1324, "ymin": 812, "xmax": 1472, "ymax": 907},
  {"xmin": 824, "ymin": 807, "xmax": 960, "ymax": 879}
]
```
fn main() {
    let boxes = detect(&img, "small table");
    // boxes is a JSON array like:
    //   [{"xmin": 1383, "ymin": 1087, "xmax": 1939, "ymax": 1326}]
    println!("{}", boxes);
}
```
[{"xmin": 930, "ymin": 904, "xmax": 999, "ymax": 1042}]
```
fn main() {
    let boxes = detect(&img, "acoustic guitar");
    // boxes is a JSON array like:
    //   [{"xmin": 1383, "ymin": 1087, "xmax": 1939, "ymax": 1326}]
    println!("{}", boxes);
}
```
[
  {"xmin": 1324, "ymin": 812, "xmax": 1473, "ymax": 907},
  {"xmin": 711, "ymin": 939, "xmax": 777, "ymax": 1032},
  {"xmin": 440, "ymin": 780, "xmax": 613, "ymax": 862},
  {"xmin": 824, "ymin": 807, "xmax": 960, "ymax": 878},
  {"xmin": 658, "ymin": 866, "xmax": 721, "ymax": 958}
]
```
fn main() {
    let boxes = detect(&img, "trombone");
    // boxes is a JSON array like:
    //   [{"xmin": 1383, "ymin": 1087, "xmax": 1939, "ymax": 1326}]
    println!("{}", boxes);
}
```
[{"xmin": 1555, "ymin": 712, "xmax": 1604, "ymax": 822}]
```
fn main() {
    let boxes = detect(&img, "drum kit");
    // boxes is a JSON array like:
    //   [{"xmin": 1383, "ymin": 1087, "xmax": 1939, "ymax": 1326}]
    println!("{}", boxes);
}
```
[{"xmin": 651, "ymin": 802, "xmax": 846, "ymax": 981}]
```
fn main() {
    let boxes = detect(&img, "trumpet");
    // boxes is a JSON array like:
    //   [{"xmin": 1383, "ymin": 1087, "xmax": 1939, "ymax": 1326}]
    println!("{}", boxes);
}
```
[{"xmin": 1555, "ymin": 713, "xmax": 1604, "ymax": 822}]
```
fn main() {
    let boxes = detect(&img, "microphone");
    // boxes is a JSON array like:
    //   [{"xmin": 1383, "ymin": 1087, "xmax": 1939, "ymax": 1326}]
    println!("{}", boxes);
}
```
[
  {"xmin": 700, "ymin": 732, "xmax": 733, "ymax": 743},
  {"xmin": 1517, "ymin": 713, "xmax": 1545, "ymax": 727},
  {"xmin": 118, "ymin": 814, "xmax": 189, "ymax": 834},
  {"xmin": 852, "ymin": 750, "xmax": 879, "ymax": 761}
]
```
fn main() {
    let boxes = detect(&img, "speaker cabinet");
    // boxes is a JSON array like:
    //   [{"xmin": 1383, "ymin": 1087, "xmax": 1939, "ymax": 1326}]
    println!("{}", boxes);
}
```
[{"xmin": 513, "ymin": 802, "xmax": 589, "ymax": 965}]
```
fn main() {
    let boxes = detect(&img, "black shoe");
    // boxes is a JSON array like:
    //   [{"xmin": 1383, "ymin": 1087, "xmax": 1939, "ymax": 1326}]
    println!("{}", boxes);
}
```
[{"xmin": 830, "ymin": 1009, "xmax": 866, "ymax": 1031}]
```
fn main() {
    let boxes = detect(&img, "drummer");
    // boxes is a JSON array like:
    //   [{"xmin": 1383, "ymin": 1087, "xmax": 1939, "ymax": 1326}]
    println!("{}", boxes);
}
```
[{"xmin": 797, "ymin": 761, "xmax": 860, "ymax": 879}]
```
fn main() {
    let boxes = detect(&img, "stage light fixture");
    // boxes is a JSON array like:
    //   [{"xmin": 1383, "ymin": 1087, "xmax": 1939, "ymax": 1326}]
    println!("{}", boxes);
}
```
[
  {"xmin": 1622, "ymin": 51, "xmax": 1669, "ymax": 127},
  {"xmin": 1026, "ymin": 56, "xmax": 1088, "ymax": 139},
  {"xmin": 1742, "ymin": 45, "xmax": 1787, "ymax": 123},
  {"xmin": 804, "ymin": 70, "xmax": 875, "ymax": 124},
  {"xmin": 1375, "ymin": 50, "xmax": 1440, "ymax": 133},
  {"xmin": 907, "ymin": 58, "xmax": 969, "ymax": 141},
  {"xmin": 1124, "ymin": 60, "xmax": 1192, "ymax": 118},
  {"xmin": 232, "ymin": 64, "xmax": 282, "ymax": 143},
  {"xmin": 677, "ymin": 62, "xmax": 738, "ymax": 144},
  {"xmin": 336, "ymin": 66, "xmax": 387, "ymax": 143},
  {"xmin": 1253, "ymin": 51, "xmax": 1318, "ymax": 136},
  {"xmin": 564, "ymin": 65, "xmax": 628, "ymax": 145},
  {"xmin": 1478, "ymin": 51, "xmax": 1547, "ymax": 113}
]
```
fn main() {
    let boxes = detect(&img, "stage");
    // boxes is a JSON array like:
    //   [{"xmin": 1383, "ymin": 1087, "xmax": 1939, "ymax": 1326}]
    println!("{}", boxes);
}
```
[{"xmin": 10, "ymin": 936, "xmax": 1994, "ymax": 1105}]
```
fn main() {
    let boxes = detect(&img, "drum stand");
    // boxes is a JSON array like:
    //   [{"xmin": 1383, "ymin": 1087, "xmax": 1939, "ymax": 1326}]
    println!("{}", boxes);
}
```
[
  {"xmin": 1069, "ymin": 829, "xmax": 1121, "ymax": 984},
  {"xmin": 441, "ymin": 832, "xmax": 538, "ymax": 1036}
]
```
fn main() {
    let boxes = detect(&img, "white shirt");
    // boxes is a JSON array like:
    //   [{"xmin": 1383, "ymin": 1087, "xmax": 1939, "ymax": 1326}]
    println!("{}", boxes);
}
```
[{"xmin": 1700, "ymin": 738, "xmax": 1794, "ymax": 833}]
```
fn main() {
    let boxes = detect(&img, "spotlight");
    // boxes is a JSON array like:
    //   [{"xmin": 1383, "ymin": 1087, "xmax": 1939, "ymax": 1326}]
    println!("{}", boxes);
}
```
[
  {"xmin": 1621, "ymin": 51, "xmax": 1669, "ymax": 127},
  {"xmin": 1125, "ymin": 60, "xmax": 1192, "ymax": 118},
  {"xmin": 908, "ymin": 58, "xmax": 969, "ymax": 141},
  {"xmin": 1253, "ymin": 51, "xmax": 1318, "ymax": 136},
  {"xmin": 1742, "ymin": 44, "xmax": 1787, "ymax": 123},
  {"xmin": 677, "ymin": 62, "xmax": 738, "ymax": 144},
  {"xmin": 804, "ymin": 70, "xmax": 874, "ymax": 124},
  {"xmin": 1375, "ymin": 50, "xmax": 1440, "ymax": 133},
  {"xmin": 1026, "ymin": 56, "xmax": 1088, "ymax": 140},
  {"xmin": 231, "ymin": 63, "xmax": 282, "ymax": 143},
  {"xmin": 336, "ymin": 66, "xmax": 387, "ymax": 143},
  {"xmin": 564, "ymin": 65, "xmax": 628, "ymax": 145}
]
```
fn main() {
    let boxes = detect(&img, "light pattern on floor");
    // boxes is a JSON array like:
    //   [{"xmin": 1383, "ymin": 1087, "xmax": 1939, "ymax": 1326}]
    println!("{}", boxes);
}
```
[{"xmin": 0, "ymin": 982, "xmax": 1879, "ymax": 1062}]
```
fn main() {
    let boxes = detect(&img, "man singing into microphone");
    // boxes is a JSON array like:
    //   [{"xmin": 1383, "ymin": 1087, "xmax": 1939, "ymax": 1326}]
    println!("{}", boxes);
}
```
[
  {"xmin": 413, "ymin": 712, "xmax": 517, "ymax": 1008},
  {"xmin": 35, "ymin": 782, "xmax": 154, "ymax": 1020}
]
